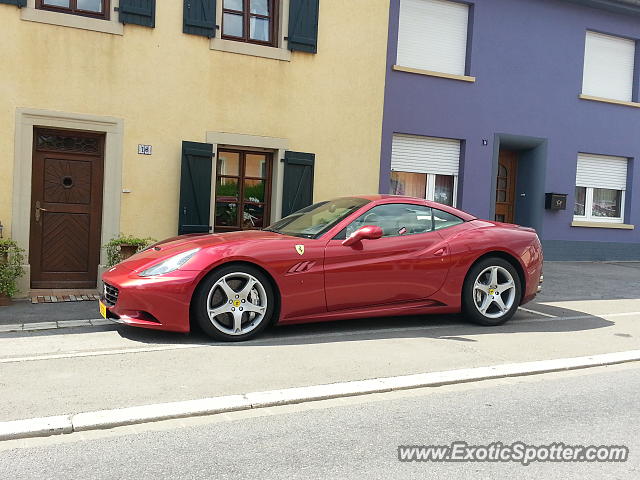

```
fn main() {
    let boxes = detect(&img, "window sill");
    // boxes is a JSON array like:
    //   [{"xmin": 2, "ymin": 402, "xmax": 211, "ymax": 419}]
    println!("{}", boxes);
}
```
[
  {"xmin": 210, "ymin": 38, "xmax": 291, "ymax": 62},
  {"xmin": 578, "ymin": 94, "xmax": 640, "ymax": 109},
  {"xmin": 20, "ymin": 7, "xmax": 123, "ymax": 35},
  {"xmin": 571, "ymin": 220, "xmax": 634, "ymax": 230},
  {"xmin": 392, "ymin": 65, "xmax": 476, "ymax": 83}
]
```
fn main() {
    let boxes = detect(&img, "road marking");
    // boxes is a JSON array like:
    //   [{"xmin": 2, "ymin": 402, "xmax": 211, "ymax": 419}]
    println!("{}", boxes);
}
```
[
  {"xmin": 0, "ymin": 344, "xmax": 202, "ymax": 364},
  {"xmin": 2, "ymin": 350, "xmax": 639, "ymax": 441},
  {"xmin": 518, "ymin": 307, "xmax": 556, "ymax": 318},
  {"xmin": 1, "ymin": 311, "xmax": 639, "ymax": 364}
]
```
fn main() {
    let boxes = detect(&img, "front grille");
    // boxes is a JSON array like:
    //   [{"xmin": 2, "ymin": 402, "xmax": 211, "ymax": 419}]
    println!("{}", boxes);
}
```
[{"xmin": 103, "ymin": 282, "xmax": 119, "ymax": 307}]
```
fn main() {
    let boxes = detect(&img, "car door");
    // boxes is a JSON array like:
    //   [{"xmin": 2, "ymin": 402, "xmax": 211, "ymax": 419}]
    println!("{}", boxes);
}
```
[{"xmin": 324, "ymin": 203, "xmax": 451, "ymax": 312}]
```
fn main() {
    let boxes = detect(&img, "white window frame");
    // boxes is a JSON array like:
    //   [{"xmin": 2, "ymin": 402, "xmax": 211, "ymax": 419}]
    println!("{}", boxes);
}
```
[
  {"xmin": 573, "ymin": 186, "xmax": 625, "ymax": 224},
  {"xmin": 391, "ymin": 170, "xmax": 458, "ymax": 208},
  {"xmin": 427, "ymin": 173, "xmax": 458, "ymax": 208},
  {"xmin": 210, "ymin": 0, "xmax": 291, "ymax": 61}
]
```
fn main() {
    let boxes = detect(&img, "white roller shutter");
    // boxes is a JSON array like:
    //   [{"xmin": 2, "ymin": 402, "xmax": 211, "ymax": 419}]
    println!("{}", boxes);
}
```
[
  {"xmin": 576, "ymin": 153, "xmax": 628, "ymax": 190},
  {"xmin": 397, "ymin": 0, "xmax": 469, "ymax": 76},
  {"xmin": 391, "ymin": 134, "xmax": 460, "ymax": 176},
  {"xmin": 582, "ymin": 31, "xmax": 636, "ymax": 102}
]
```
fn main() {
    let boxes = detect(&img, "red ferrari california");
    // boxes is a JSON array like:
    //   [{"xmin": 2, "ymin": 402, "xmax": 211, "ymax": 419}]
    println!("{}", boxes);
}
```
[{"xmin": 100, "ymin": 195, "xmax": 543, "ymax": 341}]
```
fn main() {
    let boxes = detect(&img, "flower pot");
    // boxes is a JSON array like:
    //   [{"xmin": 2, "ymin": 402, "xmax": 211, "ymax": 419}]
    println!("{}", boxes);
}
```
[
  {"xmin": 0, "ymin": 293, "xmax": 11, "ymax": 307},
  {"xmin": 119, "ymin": 244, "xmax": 139, "ymax": 261}
]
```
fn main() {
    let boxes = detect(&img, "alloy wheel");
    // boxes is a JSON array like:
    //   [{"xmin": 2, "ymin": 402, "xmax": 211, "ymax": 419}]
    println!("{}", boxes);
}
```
[
  {"xmin": 472, "ymin": 265, "xmax": 517, "ymax": 319},
  {"xmin": 206, "ymin": 272, "xmax": 268, "ymax": 335}
]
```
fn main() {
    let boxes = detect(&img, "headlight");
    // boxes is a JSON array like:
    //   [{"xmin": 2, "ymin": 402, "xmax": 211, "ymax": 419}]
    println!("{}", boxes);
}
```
[{"xmin": 138, "ymin": 248, "xmax": 200, "ymax": 277}]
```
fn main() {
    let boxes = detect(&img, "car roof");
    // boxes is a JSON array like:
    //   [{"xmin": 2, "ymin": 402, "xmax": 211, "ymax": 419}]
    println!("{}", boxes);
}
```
[{"xmin": 344, "ymin": 195, "xmax": 477, "ymax": 221}]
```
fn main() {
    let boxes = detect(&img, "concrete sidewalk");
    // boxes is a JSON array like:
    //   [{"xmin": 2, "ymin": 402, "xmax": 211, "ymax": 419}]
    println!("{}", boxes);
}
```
[{"xmin": 2, "ymin": 350, "xmax": 639, "ymax": 441}]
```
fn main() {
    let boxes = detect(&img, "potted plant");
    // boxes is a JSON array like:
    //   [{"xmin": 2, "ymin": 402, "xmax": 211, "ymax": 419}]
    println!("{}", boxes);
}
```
[
  {"xmin": 0, "ymin": 239, "xmax": 26, "ymax": 306},
  {"xmin": 104, "ymin": 234, "xmax": 156, "ymax": 268}
]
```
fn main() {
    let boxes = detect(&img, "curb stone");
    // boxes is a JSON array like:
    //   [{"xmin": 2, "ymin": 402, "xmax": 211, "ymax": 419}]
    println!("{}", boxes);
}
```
[
  {"xmin": 0, "ymin": 319, "xmax": 108, "ymax": 334},
  {"xmin": 1, "ymin": 350, "xmax": 639, "ymax": 441},
  {"xmin": 0, "ymin": 416, "xmax": 72, "ymax": 441}
]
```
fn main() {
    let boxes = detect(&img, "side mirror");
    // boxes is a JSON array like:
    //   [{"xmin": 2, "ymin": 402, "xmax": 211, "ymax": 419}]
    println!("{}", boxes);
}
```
[{"xmin": 342, "ymin": 225, "xmax": 383, "ymax": 247}]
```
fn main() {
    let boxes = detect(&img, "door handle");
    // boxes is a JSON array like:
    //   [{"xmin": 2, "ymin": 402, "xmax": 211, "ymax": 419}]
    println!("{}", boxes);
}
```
[
  {"xmin": 35, "ymin": 201, "xmax": 49, "ymax": 223},
  {"xmin": 433, "ymin": 247, "xmax": 447, "ymax": 256}
]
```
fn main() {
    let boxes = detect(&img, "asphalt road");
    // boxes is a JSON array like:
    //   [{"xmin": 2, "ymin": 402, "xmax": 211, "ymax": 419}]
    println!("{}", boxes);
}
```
[{"xmin": 1, "ymin": 363, "xmax": 638, "ymax": 479}]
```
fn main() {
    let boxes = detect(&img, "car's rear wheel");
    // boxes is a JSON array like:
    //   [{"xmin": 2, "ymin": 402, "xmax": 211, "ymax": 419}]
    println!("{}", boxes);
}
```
[
  {"xmin": 462, "ymin": 257, "xmax": 521, "ymax": 326},
  {"xmin": 193, "ymin": 264, "xmax": 275, "ymax": 341}
]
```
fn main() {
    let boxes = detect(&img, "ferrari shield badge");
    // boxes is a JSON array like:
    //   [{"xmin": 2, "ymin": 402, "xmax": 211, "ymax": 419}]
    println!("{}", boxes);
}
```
[{"xmin": 295, "ymin": 245, "xmax": 305, "ymax": 256}]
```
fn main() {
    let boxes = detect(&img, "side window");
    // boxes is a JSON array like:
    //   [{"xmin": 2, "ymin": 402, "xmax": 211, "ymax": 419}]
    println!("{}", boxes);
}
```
[
  {"xmin": 432, "ymin": 208, "xmax": 463, "ymax": 231},
  {"xmin": 343, "ymin": 203, "xmax": 435, "ymax": 238}
]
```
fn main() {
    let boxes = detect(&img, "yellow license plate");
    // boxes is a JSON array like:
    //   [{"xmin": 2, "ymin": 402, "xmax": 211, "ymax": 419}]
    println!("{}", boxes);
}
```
[{"xmin": 99, "ymin": 301, "xmax": 107, "ymax": 319}]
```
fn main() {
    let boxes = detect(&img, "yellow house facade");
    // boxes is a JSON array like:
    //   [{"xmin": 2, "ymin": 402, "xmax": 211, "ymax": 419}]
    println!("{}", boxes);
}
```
[{"xmin": 0, "ymin": 0, "xmax": 389, "ymax": 294}]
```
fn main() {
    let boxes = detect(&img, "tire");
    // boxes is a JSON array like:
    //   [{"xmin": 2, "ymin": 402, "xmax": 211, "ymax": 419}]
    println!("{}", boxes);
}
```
[
  {"xmin": 192, "ymin": 264, "xmax": 276, "ymax": 341},
  {"xmin": 462, "ymin": 257, "xmax": 521, "ymax": 326}
]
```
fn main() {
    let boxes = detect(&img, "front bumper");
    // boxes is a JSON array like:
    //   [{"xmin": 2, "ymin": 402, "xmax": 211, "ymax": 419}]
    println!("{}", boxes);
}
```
[{"xmin": 100, "ymin": 266, "xmax": 200, "ymax": 333}]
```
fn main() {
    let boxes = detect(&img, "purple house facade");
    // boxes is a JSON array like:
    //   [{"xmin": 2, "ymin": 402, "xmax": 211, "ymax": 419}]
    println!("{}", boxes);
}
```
[{"xmin": 380, "ymin": 0, "xmax": 640, "ymax": 260}]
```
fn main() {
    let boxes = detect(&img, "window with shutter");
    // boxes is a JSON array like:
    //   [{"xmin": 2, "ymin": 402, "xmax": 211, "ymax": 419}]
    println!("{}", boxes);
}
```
[
  {"xmin": 282, "ymin": 151, "xmax": 315, "ymax": 217},
  {"xmin": 396, "ymin": 0, "xmax": 470, "ymax": 77},
  {"xmin": 574, "ymin": 153, "xmax": 628, "ymax": 223},
  {"xmin": 184, "ymin": 0, "xmax": 217, "ymax": 37},
  {"xmin": 582, "ymin": 31, "xmax": 636, "ymax": 102},
  {"xmin": 390, "ymin": 134, "xmax": 460, "ymax": 207},
  {"xmin": 178, "ymin": 141, "xmax": 215, "ymax": 235},
  {"xmin": 118, "ymin": 0, "xmax": 155, "ymax": 27}
]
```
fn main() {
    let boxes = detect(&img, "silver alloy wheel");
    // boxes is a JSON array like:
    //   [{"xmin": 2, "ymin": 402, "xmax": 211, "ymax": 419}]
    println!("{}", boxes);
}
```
[
  {"xmin": 206, "ymin": 272, "xmax": 268, "ymax": 336},
  {"xmin": 472, "ymin": 265, "xmax": 517, "ymax": 319}
]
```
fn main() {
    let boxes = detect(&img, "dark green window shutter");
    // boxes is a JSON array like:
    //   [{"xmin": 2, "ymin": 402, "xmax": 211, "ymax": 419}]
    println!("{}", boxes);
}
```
[
  {"xmin": 282, "ymin": 151, "xmax": 315, "ymax": 217},
  {"xmin": 118, "ymin": 0, "xmax": 156, "ymax": 27},
  {"xmin": 0, "ymin": 0, "xmax": 27, "ymax": 7},
  {"xmin": 178, "ymin": 141, "xmax": 214, "ymax": 235},
  {"xmin": 287, "ymin": 0, "xmax": 319, "ymax": 53},
  {"xmin": 183, "ymin": 0, "xmax": 216, "ymax": 37}
]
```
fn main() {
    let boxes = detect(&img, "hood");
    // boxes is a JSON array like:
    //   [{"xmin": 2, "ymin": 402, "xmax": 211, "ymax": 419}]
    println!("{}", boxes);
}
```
[{"xmin": 114, "ymin": 230, "xmax": 289, "ymax": 273}]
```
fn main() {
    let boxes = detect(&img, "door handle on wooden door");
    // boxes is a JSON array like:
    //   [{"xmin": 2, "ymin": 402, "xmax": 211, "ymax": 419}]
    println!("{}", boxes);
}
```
[{"xmin": 34, "ymin": 201, "xmax": 49, "ymax": 223}]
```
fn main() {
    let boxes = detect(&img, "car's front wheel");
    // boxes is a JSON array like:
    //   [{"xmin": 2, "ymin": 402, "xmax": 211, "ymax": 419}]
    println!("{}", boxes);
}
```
[
  {"xmin": 462, "ymin": 257, "xmax": 521, "ymax": 326},
  {"xmin": 193, "ymin": 264, "xmax": 276, "ymax": 341}
]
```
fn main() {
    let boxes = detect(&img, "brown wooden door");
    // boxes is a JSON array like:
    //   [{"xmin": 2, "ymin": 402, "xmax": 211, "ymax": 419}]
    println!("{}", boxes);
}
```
[
  {"xmin": 495, "ymin": 150, "xmax": 518, "ymax": 224},
  {"xmin": 29, "ymin": 129, "xmax": 105, "ymax": 289}
]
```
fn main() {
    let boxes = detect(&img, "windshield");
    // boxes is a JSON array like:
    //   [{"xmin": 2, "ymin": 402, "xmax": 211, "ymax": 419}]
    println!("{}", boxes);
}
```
[{"xmin": 265, "ymin": 197, "xmax": 370, "ymax": 239}]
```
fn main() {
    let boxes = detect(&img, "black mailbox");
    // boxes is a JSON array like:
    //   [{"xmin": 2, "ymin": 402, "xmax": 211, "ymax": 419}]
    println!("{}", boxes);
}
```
[{"xmin": 545, "ymin": 193, "xmax": 567, "ymax": 210}]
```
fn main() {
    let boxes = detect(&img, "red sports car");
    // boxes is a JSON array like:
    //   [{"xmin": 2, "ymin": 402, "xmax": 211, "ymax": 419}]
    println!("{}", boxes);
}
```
[{"xmin": 100, "ymin": 195, "xmax": 543, "ymax": 341}]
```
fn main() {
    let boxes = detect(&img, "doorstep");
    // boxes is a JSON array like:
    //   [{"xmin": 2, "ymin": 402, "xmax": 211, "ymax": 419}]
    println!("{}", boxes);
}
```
[{"xmin": 29, "ymin": 290, "xmax": 100, "ymax": 304}]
